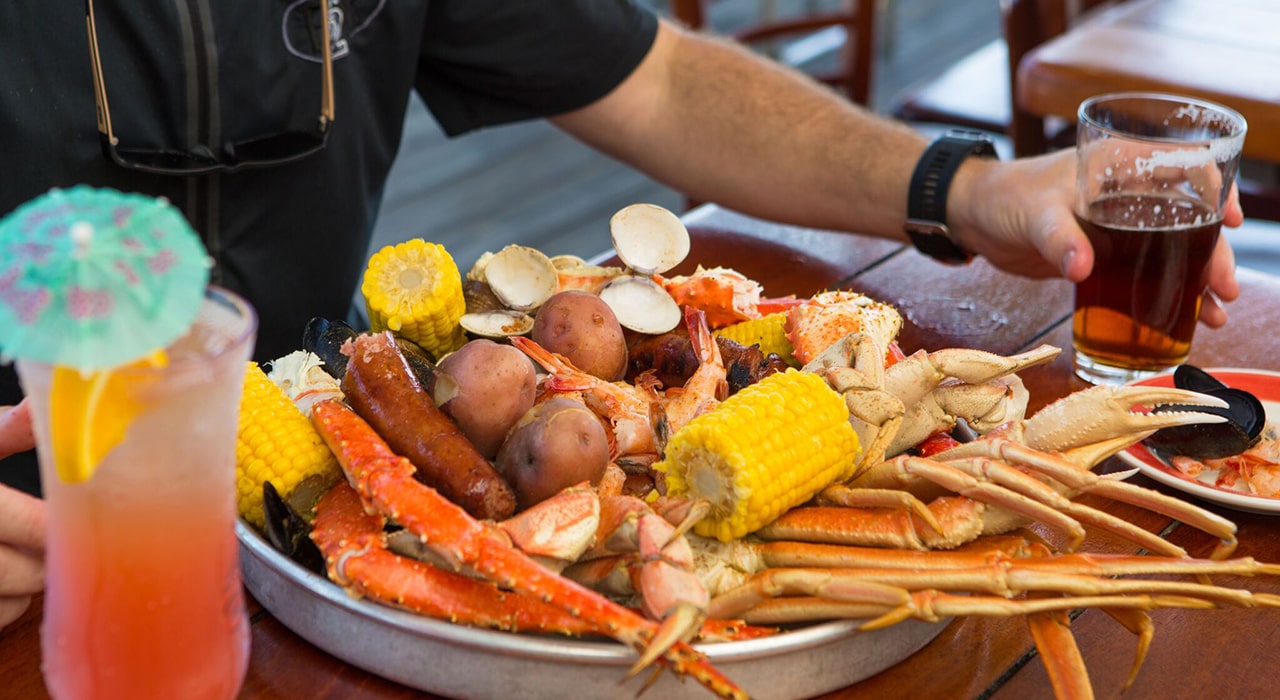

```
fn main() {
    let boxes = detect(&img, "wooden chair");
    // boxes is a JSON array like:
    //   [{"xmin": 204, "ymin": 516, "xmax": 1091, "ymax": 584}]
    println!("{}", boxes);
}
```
[
  {"xmin": 668, "ymin": 0, "xmax": 877, "ymax": 107},
  {"xmin": 889, "ymin": 0, "xmax": 1115, "ymax": 143},
  {"xmin": 1005, "ymin": 0, "xmax": 1122, "ymax": 157},
  {"xmin": 888, "ymin": 37, "xmax": 1011, "ymax": 134}
]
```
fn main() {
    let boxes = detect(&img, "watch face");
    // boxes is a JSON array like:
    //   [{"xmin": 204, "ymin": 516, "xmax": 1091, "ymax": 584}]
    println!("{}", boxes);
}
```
[{"xmin": 906, "ymin": 228, "xmax": 971, "ymax": 264}]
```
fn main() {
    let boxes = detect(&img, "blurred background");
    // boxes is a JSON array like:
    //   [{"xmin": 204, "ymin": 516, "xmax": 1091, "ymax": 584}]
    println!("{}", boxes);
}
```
[
  {"xmin": 366, "ymin": 0, "xmax": 1001, "ymax": 271},
  {"xmin": 367, "ymin": 0, "xmax": 1277, "ymax": 282}
]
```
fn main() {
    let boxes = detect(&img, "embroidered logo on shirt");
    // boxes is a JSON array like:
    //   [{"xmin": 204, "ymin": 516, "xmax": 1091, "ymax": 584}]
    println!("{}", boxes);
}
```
[{"xmin": 282, "ymin": 0, "xmax": 387, "ymax": 62}]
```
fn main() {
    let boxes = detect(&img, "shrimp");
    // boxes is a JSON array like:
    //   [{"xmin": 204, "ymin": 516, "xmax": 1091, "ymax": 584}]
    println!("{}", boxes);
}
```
[
  {"xmin": 655, "ymin": 307, "xmax": 728, "ymax": 446},
  {"xmin": 1171, "ymin": 424, "xmax": 1280, "ymax": 497},
  {"xmin": 511, "ymin": 336, "xmax": 659, "ymax": 460}
]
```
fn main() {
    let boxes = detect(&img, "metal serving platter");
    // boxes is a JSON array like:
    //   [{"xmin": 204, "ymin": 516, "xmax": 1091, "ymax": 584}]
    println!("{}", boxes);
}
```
[{"xmin": 238, "ymin": 521, "xmax": 948, "ymax": 699}]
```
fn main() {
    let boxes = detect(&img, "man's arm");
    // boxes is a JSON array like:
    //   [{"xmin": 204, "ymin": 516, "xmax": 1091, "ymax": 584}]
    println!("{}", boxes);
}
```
[
  {"xmin": 552, "ymin": 18, "xmax": 1240, "ymax": 325},
  {"xmin": 551, "ymin": 19, "xmax": 927, "ymax": 242}
]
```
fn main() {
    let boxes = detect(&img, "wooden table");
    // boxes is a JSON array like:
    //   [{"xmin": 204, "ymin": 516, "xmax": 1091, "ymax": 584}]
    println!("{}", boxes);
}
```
[
  {"xmin": 5, "ymin": 205, "xmax": 1280, "ymax": 698},
  {"xmin": 1015, "ymin": 0, "xmax": 1280, "ymax": 164}
]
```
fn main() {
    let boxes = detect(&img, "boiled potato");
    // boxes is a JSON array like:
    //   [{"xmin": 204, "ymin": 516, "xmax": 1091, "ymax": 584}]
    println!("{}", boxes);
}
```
[
  {"xmin": 495, "ymin": 397, "xmax": 610, "ymax": 510},
  {"xmin": 436, "ymin": 339, "xmax": 537, "ymax": 459},
  {"xmin": 532, "ymin": 290, "xmax": 628, "ymax": 381}
]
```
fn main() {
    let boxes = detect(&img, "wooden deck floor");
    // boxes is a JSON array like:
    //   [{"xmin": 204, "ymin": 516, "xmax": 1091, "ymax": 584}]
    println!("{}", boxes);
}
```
[{"xmin": 367, "ymin": 0, "xmax": 1002, "ymax": 272}]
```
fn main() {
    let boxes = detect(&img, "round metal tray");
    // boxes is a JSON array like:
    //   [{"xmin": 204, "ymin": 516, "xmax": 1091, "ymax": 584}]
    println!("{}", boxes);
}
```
[{"xmin": 238, "ymin": 521, "xmax": 948, "ymax": 699}]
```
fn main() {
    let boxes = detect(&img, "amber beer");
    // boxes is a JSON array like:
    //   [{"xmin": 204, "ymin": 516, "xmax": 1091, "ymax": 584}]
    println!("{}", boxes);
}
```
[{"xmin": 1073, "ymin": 193, "xmax": 1221, "ymax": 372}]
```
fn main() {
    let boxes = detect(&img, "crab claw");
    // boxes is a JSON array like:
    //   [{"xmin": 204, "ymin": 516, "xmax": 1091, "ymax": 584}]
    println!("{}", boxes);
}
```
[{"xmin": 1018, "ymin": 385, "xmax": 1230, "ymax": 467}]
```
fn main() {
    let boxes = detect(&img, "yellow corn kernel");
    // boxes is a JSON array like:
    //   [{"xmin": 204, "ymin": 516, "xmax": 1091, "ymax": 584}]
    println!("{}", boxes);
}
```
[
  {"xmin": 362, "ymin": 238, "xmax": 467, "ymax": 359},
  {"xmin": 235, "ymin": 362, "xmax": 341, "ymax": 530},
  {"xmin": 655, "ymin": 369, "xmax": 860, "ymax": 542},
  {"xmin": 714, "ymin": 312, "xmax": 798, "ymax": 367}
]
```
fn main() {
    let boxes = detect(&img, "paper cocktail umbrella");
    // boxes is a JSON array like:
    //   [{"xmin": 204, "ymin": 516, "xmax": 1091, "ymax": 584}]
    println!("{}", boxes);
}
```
[{"xmin": 0, "ymin": 185, "xmax": 211, "ymax": 372}]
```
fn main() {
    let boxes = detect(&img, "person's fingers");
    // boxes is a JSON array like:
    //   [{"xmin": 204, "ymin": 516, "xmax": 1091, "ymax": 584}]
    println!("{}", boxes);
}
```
[
  {"xmin": 0, "ymin": 595, "xmax": 33, "ymax": 632},
  {"xmin": 1198, "ymin": 293, "xmax": 1228, "ymax": 328},
  {"xmin": 1033, "ymin": 206, "xmax": 1094, "ymax": 283},
  {"xmin": 1224, "ymin": 181, "xmax": 1244, "ymax": 227},
  {"xmin": 0, "ymin": 543, "xmax": 43, "ymax": 598},
  {"xmin": 0, "ymin": 400, "xmax": 35, "ymax": 461},
  {"xmin": 1206, "ymin": 233, "xmax": 1240, "ymax": 303},
  {"xmin": 0, "ymin": 484, "xmax": 44, "ymax": 552},
  {"xmin": 1196, "ymin": 232, "xmax": 1239, "ymax": 330}
]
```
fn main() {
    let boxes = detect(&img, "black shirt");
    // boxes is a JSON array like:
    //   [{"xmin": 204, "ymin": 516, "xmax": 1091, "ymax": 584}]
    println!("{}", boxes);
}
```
[
  {"xmin": 1, "ymin": 0, "xmax": 657, "ymax": 360},
  {"xmin": 0, "ymin": 0, "xmax": 659, "ymax": 493}
]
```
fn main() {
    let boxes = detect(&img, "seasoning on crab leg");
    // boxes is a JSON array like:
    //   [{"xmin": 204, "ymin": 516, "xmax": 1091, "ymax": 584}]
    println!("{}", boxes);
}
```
[
  {"xmin": 312, "ymin": 480, "xmax": 599, "ymax": 634},
  {"xmin": 311, "ymin": 398, "xmax": 747, "ymax": 699},
  {"xmin": 659, "ymin": 266, "xmax": 804, "ymax": 329}
]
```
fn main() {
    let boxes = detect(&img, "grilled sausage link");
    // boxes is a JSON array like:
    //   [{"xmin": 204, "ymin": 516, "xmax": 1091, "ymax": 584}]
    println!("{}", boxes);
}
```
[{"xmin": 341, "ymin": 331, "xmax": 517, "ymax": 520}]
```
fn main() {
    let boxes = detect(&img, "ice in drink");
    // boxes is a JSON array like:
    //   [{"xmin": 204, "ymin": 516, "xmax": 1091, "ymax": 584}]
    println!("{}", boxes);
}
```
[{"xmin": 1073, "ymin": 193, "xmax": 1221, "ymax": 374}]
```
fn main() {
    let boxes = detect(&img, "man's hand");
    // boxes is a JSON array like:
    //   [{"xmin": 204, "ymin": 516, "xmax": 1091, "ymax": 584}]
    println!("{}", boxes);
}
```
[
  {"xmin": 0, "ymin": 483, "xmax": 43, "ymax": 632},
  {"xmin": 0, "ymin": 401, "xmax": 43, "ymax": 632},
  {"xmin": 0, "ymin": 401, "xmax": 34, "ymax": 461},
  {"xmin": 949, "ymin": 149, "xmax": 1241, "ymax": 328}
]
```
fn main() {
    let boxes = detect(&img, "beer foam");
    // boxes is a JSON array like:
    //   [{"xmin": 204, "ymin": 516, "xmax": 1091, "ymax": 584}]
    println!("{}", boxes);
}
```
[
  {"xmin": 1132, "ymin": 104, "xmax": 1244, "ymax": 174},
  {"xmin": 1134, "ymin": 146, "xmax": 1230, "ymax": 175}
]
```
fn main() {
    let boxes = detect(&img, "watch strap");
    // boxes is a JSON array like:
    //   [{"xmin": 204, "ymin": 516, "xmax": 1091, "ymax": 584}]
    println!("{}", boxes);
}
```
[{"xmin": 904, "ymin": 131, "xmax": 998, "ymax": 264}]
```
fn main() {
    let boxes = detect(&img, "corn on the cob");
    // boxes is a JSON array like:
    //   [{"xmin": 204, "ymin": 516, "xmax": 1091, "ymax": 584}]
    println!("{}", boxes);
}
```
[
  {"xmin": 362, "ymin": 238, "xmax": 467, "ymax": 359},
  {"xmin": 235, "ymin": 361, "xmax": 341, "ymax": 530},
  {"xmin": 655, "ymin": 369, "xmax": 860, "ymax": 542},
  {"xmin": 714, "ymin": 312, "xmax": 798, "ymax": 367}
]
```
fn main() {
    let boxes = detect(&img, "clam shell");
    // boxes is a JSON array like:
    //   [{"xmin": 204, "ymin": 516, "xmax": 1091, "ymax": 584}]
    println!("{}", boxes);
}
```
[
  {"xmin": 609, "ymin": 203, "xmax": 690, "ymax": 275},
  {"xmin": 459, "ymin": 310, "xmax": 536, "ymax": 338},
  {"xmin": 463, "ymin": 279, "xmax": 507, "ymax": 314},
  {"xmin": 483, "ymin": 245, "xmax": 559, "ymax": 312},
  {"xmin": 598, "ymin": 275, "xmax": 682, "ymax": 335},
  {"xmin": 550, "ymin": 254, "xmax": 591, "ymax": 271},
  {"xmin": 466, "ymin": 251, "xmax": 495, "ymax": 282}
]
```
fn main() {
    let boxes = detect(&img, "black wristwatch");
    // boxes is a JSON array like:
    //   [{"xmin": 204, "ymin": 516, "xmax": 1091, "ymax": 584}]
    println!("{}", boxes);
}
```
[{"xmin": 904, "ymin": 130, "xmax": 998, "ymax": 264}]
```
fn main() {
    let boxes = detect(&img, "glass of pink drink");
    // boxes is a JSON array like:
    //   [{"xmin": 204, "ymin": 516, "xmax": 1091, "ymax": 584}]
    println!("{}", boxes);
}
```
[{"xmin": 19, "ymin": 287, "xmax": 257, "ymax": 700}]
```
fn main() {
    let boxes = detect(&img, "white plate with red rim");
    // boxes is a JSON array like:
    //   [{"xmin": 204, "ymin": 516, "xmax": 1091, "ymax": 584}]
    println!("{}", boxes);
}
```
[{"xmin": 1116, "ymin": 367, "xmax": 1280, "ymax": 515}]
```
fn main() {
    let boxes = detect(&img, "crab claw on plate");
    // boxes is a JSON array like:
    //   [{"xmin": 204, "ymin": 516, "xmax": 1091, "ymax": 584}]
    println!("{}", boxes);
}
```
[{"xmin": 1017, "ymin": 385, "xmax": 1230, "ymax": 464}]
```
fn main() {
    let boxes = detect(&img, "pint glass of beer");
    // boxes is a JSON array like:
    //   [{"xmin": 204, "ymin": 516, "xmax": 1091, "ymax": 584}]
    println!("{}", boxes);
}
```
[{"xmin": 1072, "ymin": 93, "xmax": 1246, "ymax": 385}]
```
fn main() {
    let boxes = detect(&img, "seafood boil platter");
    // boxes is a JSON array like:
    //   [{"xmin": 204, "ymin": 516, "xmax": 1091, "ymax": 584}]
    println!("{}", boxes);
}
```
[
  {"xmin": 238, "ymin": 519, "xmax": 946, "ymax": 699},
  {"xmin": 235, "ymin": 203, "xmax": 1280, "ymax": 700}
]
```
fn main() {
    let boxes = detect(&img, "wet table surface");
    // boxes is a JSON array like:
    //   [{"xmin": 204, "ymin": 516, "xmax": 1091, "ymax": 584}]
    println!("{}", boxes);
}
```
[
  {"xmin": 4, "ymin": 204, "xmax": 1280, "ymax": 699},
  {"xmin": 1016, "ymin": 0, "xmax": 1280, "ymax": 164}
]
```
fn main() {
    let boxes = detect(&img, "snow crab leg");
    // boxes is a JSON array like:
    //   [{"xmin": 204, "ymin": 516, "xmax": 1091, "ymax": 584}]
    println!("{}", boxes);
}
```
[
  {"xmin": 311, "ymin": 398, "xmax": 746, "ymax": 699},
  {"xmin": 693, "ymin": 532, "xmax": 1280, "ymax": 699},
  {"xmin": 563, "ymin": 493, "xmax": 712, "ymax": 645},
  {"xmin": 312, "ymin": 479, "xmax": 598, "ymax": 634}
]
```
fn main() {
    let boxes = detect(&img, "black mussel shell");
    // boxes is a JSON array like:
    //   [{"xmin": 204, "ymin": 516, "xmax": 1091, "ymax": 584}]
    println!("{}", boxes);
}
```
[
  {"xmin": 1144, "ymin": 365, "xmax": 1266, "ymax": 460},
  {"xmin": 394, "ymin": 336, "xmax": 441, "ymax": 384},
  {"xmin": 1170, "ymin": 364, "xmax": 1231, "ymax": 394},
  {"xmin": 262, "ymin": 481, "xmax": 325, "ymax": 575},
  {"xmin": 302, "ymin": 317, "xmax": 359, "ymax": 379}
]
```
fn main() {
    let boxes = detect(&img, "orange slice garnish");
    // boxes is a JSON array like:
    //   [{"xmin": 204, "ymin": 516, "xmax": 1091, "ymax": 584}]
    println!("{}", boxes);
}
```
[{"xmin": 49, "ymin": 351, "xmax": 168, "ymax": 483}]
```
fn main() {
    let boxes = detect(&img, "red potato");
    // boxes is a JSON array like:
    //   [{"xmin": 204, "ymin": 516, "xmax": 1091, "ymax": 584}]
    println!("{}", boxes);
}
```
[
  {"xmin": 436, "ymin": 339, "xmax": 538, "ymax": 459},
  {"xmin": 531, "ymin": 290, "xmax": 628, "ymax": 381},
  {"xmin": 495, "ymin": 397, "xmax": 610, "ymax": 510}
]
